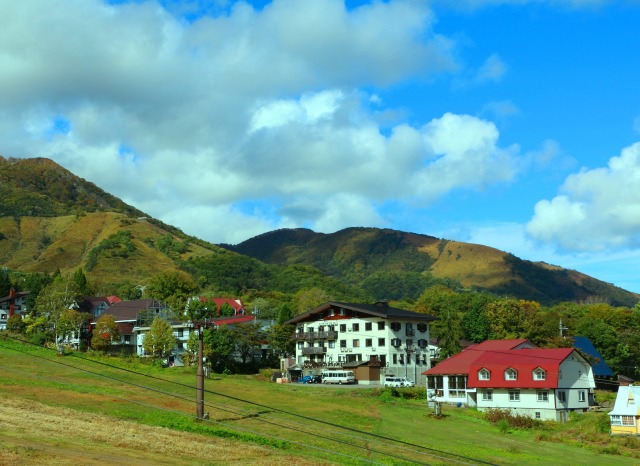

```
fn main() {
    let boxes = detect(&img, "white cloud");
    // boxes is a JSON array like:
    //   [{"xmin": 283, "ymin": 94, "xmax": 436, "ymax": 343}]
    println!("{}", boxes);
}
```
[
  {"xmin": 526, "ymin": 142, "xmax": 640, "ymax": 251},
  {"xmin": 0, "ymin": 0, "xmax": 524, "ymax": 245},
  {"xmin": 476, "ymin": 54, "xmax": 507, "ymax": 82}
]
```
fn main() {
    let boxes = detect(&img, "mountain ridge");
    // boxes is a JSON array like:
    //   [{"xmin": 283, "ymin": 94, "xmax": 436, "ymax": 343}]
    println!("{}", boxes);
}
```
[{"xmin": 1, "ymin": 157, "xmax": 637, "ymax": 306}]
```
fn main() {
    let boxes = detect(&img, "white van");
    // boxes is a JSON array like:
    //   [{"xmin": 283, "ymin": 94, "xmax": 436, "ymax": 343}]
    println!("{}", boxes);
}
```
[
  {"xmin": 322, "ymin": 370, "xmax": 355, "ymax": 384},
  {"xmin": 384, "ymin": 376, "xmax": 415, "ymax": 388}
]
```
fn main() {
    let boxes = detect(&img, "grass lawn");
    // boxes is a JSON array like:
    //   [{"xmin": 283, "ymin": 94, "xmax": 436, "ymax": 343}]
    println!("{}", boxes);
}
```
[{"xmin": 1, "ymin": 336, "xmax": 638, "ymax": 465}]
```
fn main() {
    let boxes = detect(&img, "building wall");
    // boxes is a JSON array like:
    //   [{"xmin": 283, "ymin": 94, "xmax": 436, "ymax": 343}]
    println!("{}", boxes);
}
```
[{"xmin": 294, "ymin": 316, "xmax": 431, "ymax": 384}]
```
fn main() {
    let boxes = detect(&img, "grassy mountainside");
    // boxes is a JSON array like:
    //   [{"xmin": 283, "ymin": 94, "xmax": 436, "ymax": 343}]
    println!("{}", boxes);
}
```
[
  {"xmin": 227, "ymin": 227, "xmax": 640, "ymax": 306},
  {"xmin": 0, "ymin": 157, "xmax": 223, "ymax": 283}
]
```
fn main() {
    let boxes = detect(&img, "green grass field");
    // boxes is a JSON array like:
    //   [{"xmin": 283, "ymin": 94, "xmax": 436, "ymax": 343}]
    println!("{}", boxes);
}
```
[{"xmin": 1, "ymin": 336, "xmax": 638, "ymax": 465}]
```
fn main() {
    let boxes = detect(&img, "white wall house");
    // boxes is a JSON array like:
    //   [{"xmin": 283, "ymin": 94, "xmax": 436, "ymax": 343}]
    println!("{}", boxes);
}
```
[
  {"xmin": 286, "ymin": 301, "xmax": 438, "ymax": 385},
  {"xmin": 425, "ymin": 339, "xmax": 595, "ymax": 422}
]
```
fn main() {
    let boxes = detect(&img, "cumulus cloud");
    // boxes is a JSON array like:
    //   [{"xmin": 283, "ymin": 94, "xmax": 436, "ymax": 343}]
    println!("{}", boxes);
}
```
[
  {"xmin": 0, "ymin": 0, "xmax": 523, "ymax": 243},
  {"xmin": 526, "ymin": 142, "xmax": 640, "ymax": 251}
]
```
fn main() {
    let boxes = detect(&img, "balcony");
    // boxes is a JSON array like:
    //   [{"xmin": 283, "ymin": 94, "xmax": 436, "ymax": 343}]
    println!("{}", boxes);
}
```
[
  {"xmin": 294, "ymin": 331, "xmax": 338, "ymax": 341},
  {"xmin": 302, "ymin": 347, "xmax": 328, "ymax": 355}
]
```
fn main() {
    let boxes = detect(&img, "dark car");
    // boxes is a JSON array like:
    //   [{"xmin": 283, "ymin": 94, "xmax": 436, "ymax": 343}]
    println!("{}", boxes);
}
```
[{"xmin": 297, "ymin": 374, "xmax": 322, "ymax": 384}]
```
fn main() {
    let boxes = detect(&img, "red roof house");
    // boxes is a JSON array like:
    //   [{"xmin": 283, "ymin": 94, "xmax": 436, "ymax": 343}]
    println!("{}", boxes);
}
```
[{"xmin": 425, "ymin": 340, "xmax": 595, "ymax": 421}]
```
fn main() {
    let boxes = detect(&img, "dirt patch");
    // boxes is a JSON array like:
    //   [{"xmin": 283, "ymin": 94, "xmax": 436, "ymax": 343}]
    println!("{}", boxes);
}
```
[{"xmin": 0, "ymin": 396, "xmax": 319, "ymax": 465}]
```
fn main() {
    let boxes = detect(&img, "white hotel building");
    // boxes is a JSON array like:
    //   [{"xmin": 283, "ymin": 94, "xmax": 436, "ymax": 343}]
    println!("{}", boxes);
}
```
[{"xmin": 286, "ymin": 301, "xmax": 438, "ymax": 385}]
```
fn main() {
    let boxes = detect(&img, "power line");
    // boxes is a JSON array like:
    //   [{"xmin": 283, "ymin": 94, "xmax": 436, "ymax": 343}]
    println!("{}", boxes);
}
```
[{"xmin": 0, "ymin": 337, "xmax": 494, "ymax": 465}]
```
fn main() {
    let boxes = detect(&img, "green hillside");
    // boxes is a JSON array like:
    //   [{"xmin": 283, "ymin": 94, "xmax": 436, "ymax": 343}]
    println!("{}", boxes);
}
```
[
  {"xmin": 227, "ymin": 227, "xmax": 640, "ymax": 307},
  {"xmin": 1, "ymin": 156, "xmax": 638, "ymax": 307}
]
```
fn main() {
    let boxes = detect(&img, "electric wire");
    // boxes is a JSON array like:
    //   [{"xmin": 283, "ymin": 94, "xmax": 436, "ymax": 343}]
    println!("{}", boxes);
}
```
[
  {"xmin": 0, "ymin": 364, "xmax": 383, "ymax": 466},
  {"xmin": 2, "ymin": 335, "xmax": 495, "ymax": 465},
  {"xmin": 0, "ymin": 339, "xmax": 491, "ymax": 465}
]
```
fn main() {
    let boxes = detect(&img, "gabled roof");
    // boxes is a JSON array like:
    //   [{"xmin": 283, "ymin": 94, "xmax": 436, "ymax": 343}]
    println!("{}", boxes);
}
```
[
  {"xmin": 573, "ymin": 336, "xmax": 614, "ymax": 377},
  {"xmin": 285, "ymin": 301, "xmax": 438, "ymax": 325},
  {"xmin": 423, "ymin": 339, "xmax": 535, "ymax": 375},
  {"xmin": 199, "ymin": 297, "xmax": 245, "ymax": 314},
  {"xmin": 468, "ymin": 348, "xmax": 576, "ymax": 389},
  {"xmin": 93, "ymin": 298, "xmax": 168, "ymax": 322},
  {"xmin": 609, "ymin": 385, "xmax": 640, "ymax": 416}
]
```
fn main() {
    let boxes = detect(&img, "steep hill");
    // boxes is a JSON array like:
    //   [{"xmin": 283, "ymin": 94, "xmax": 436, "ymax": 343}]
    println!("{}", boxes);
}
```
[
  {"xmin": 225, "ymin": 227, "xmax": 640, "ymax": 307},
  {"xmin": 0, "ymin": 157, "xmax": 222, "ymax": 284}
]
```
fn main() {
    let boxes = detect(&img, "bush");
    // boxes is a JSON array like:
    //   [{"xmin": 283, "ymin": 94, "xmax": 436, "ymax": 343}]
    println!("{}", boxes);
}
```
[
  {"xmin": 484, "ymin": 408, "xmax": 542, "ymax": 429},
  {"xmin": 595, "ymin": 413, "xmax": 611, "ymax": 434}
]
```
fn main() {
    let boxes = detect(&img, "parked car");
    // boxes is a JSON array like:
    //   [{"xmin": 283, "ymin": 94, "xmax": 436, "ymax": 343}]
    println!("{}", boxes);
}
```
[
  {"xmin": 384, "ymin": 376, "xmax": 415, "ymax": 388},
  {"xmin": 297, "ymin": 374, "xmax": 321, "ymax": 384}
]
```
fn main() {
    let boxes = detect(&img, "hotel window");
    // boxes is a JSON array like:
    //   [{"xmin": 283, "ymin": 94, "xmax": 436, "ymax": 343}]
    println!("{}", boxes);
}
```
[
  {"xmin": 505, "ymin": 368, "xmax": 517, "ymax": 380},
  {"xmin": 307, "ymin": 327, "xmax": 314, "ymax": 333},
  {"xmin": 378, "ymin": 338, "xmax": 385, "ymax": 347},
  {"xmin": 340, "ymin": 324, "xmax": 347, "ymax": 332},
  {"xmin": 399, "ymin": 354, "xmax": 405, "ymax": 365},
  {"xmin": 340, "ymin": 340, "xmax": 347, "ymax": 348},
  {"xmin": 318, "ymin": 325, "xmax": 324, "ymax": 332},
  {"xmin": 353, "ymin": 339, "xmax": 360, "ymax": 348},
  {"xmin": 478, "ymin": 368, "xmax": 490, "ymax": 380},
  {"xmin": 378, "ymin": 321, "xmax": 385, "ymax": 330},
  {"xmin": 365, "ymin": 338, "xmax": 372, "ymax": 347},
  {"xmin": 509, "ymin": 390, "xmax": 520, "ymax": 402},
  {"xmin": 579, "ymin": 390, "xmax": 586, "ymax": 402},
  {"xmin": 537, "ymin": 390, "xmax": 549, "ymax": 402},
  {"xmin": 533, "ymin": 368, "xmax": 546, "ymax": 380},
  {"xmin": 393, "ymin": 354, "xmax": 398, "ymax": 365},
  {"xmin": 352, "ymin": 323, "xmax": 360, "ymax": 332},
  {"xmin": 365, "ymin": 322, "xmax": 372, "ymax": 331},
  {"xmin": 297, "ymin": 342, "xmax": 304, "ymax": 349},
  {"xmin": 328, "ymin": 340, "xmax": 336, "ymax": 348},
  {"xmin": 482, "ymin": 389, "xmax": 493, "ymax": 401}
]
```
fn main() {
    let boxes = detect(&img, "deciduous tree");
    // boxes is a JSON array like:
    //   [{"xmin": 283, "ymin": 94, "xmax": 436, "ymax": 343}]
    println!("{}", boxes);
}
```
[{"xmin": 142, "ymin": 317, "xmax": 177, "ymax": 358}]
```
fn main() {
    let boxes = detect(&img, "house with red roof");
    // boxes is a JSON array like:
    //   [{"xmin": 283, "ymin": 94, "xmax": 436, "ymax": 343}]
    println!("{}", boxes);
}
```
[{"xmin": 424, "ymin": 339, "xmax": 596, "ymax": 421}]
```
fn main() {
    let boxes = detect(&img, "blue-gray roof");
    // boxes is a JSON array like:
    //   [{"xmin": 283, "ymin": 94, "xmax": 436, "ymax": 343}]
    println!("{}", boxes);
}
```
[{"xmin": 573, "ymin": 336, "xmax": 614, "ymax": 377}]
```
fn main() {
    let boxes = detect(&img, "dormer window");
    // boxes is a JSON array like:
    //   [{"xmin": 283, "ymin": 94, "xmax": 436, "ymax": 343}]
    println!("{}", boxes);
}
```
[
  {"xmin": 478, "ymin": 368, "xmax": 490, "ymax": 380},
  {"xmin": 533, "ymin": 368, "xmax": 546, "ymax": 380},
  {"xmin": 505, "ymin": 368, "xmax": 518, "ymax": 380}
]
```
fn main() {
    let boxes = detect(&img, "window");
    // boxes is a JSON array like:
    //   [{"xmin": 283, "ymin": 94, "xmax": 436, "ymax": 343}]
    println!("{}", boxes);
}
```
[
  {"xmin": 391, "ymin": 322, "xmax": 401, "ymax": 331},
  {"xmin": 509, "ymin": 390, "xmax": 520, "ymax": 402},
  {"xmin": 365, "ymin": 322, "xmax": 372, "ymax": 331},
  {"xmin": 352, "ymin": 339, "xmax": 360, "ymax": 348},
  {"xmin": 482, "ymin": 389, "xmax": 493, "ymax": 401},
  {"xmin": 298, "ymin": 342, "xmax": 304, "ymax": 349},
  {"xmin": 535, "ymin": 412, "xmax": 541, "ymax": 419},
  {"xmin": 177, "ymin": 329, "xmax": 184, "ymax": 338},
  {"xmin": 579, "ymin": 390, "xmax": 586, "ymax": 402},
  {"xmin": 478, "ymin": 368, "xmax": 490, "ymax": 380},
  {"xmin": 124, "ymin": 335, "xmax": 131, "ymax": 344},
  {"xmin": 340, "ymin": 324, "xmax": 347, "ymax": 332},
  {"xmin": 557, "ymin": 391, "xmax": 567, "ymax": 403},
  {"xmin": 307, "ymin": 327, "xmax": 314, "ymax": 333},
  {"xmin": 417, "ymin": 322, "xmax": 427, "ymax": 333},
  {"xmin": 378, "ymin": 321, "xmax": 385, "ymax": 330},
  {"xmin": 352, "ymin": 323, "xmax": 360, "ymax": 332},
  {"xmin": 328, "ymin": 340, "xmax": 336, "ymax": 348},
  {"xmin": 611, "ymin": 416, "xmax": 636, "ymax": 426},
  {"xmin": 393, "ymin": 354, "xmax": 398, "ymax": 365},
  {"xmin": 537, "ymin": 390, "xmax": 549, "ymax": 402},
  {"xmin": 378, "ymin": 338, "xmax": 386, "ymax": 347},
  {"xmin": 399, "ymin": 354, "xmax": 405, "ymax": 365},
  {"xmin": 340, "ymin": 340, "xmax": 347, "ymax": 348},
  {"xmin": 505, "ymin": 368, "xmax": 517, "ymax": 380},
  {"xmin": 318, "ymin": 325, "xmax": 324, "ymax": 332},
  {"xmin": 365, "ymin": 338, "xmax": 372, "ymax": 347},
  {"xmin": 533, "ymin": 368, "xmax": 546, "ymax": 380}
]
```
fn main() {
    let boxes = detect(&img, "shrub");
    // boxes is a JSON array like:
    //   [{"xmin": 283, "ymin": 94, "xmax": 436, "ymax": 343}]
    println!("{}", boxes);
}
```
[
  {"xmin": 484, "ymin": 408, "xmax": 542, "ymax": 429},
  {"xmin": 595, "ymin": 413, "xmax": 611, "ymax": 434}
]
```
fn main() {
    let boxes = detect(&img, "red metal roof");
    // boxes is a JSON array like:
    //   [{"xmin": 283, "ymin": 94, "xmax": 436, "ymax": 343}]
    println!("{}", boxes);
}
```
[
  {"xmin": 213, "ymin": 315, "xmax": 255, "ymax": 326},
  {"xmin": 423, "ymin": 339, "xmax": 534, "ymax": 375},
  {"xmin": 468, "ymin": 348, "xmax": 575, "ymax": 389}
]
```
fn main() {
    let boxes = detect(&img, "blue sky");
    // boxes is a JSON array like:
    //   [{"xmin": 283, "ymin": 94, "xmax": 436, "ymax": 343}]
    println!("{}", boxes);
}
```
[{"xmin": 2, "ymin": 0, "xmax": 640, "ymax": 293}]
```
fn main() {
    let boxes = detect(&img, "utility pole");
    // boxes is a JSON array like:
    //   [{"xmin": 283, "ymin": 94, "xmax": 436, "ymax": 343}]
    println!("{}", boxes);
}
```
[
  {"xmin": 559, "ymin": 319, "xmax": 568, "ymax": 338},
  {"xmin": 196, "ymin": 324, "xmax": 205, "ymax": 419}
]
